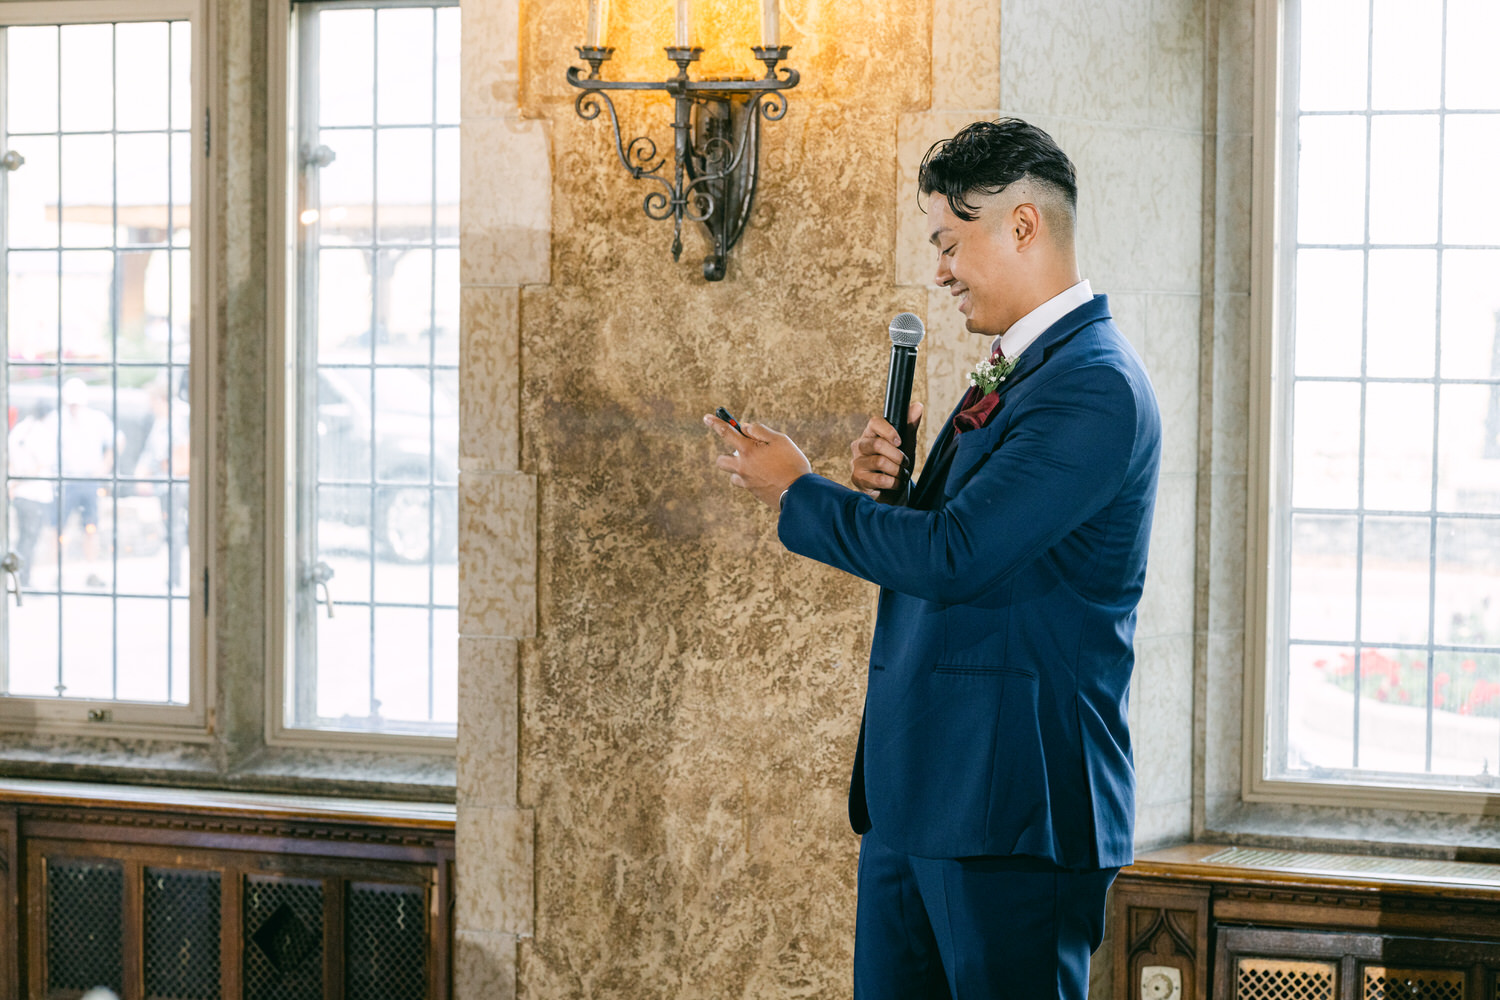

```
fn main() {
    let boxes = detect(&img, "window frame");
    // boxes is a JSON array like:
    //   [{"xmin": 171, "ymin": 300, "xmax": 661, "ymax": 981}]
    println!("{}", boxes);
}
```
[
  {"xmin": 1244, "ymin": 0, "xmax": 1500, "ymax": 814},
  {"xmin": 264, "ymin": 0, "xmax": 457, "ymax": 754},
  {"xmin": 0, "ymin": 0, "xmax": 215, "ymax": 738}
]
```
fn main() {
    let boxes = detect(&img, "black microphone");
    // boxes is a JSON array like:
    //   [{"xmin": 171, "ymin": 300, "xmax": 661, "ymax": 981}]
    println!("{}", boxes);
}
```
[{"xmin": 879, "ymin": 312, "xmax": 926, "ymax": 504}]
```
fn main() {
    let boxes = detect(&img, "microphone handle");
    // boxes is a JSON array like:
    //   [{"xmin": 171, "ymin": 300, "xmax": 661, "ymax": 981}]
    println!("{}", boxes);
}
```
[{"xmin": 878, "ymin": 345, "xmax": 918, "ymax": 504}]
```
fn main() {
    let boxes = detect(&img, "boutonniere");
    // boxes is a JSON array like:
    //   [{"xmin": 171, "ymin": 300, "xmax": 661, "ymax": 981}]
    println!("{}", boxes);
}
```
[{"xmin": 967, "ymin": 353, "xmax": 1018, "ymax": 396}]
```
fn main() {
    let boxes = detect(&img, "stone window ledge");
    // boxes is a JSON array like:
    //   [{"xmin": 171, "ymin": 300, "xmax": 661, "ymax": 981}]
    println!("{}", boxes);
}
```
[{"xmin": 0, "ymin": 735, "xmax": 456, "ymax": 804}]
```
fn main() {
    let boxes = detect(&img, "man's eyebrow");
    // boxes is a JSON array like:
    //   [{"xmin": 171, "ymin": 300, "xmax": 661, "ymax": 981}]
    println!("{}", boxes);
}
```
[{"xmin": 928, "ymin": 226, "xmax": 952, "ymax": 246}]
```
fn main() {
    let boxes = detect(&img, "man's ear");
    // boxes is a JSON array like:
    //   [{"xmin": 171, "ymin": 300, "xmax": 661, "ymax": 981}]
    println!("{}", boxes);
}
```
[{"xmin": 1012, "ymin": 202, "xmax": 1042, "ymax": 250}]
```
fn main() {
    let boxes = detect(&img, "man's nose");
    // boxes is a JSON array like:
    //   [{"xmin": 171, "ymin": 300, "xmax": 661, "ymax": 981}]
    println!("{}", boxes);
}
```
[{"xmin": 934, "ymin": 256, "xmax": 951, "ymax": 286}]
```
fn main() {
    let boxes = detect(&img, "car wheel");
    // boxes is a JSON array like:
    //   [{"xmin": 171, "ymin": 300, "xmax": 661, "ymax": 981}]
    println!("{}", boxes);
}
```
[{"xmin": 376, "ymin": 487, "xmax": 447, "ymax": 564}]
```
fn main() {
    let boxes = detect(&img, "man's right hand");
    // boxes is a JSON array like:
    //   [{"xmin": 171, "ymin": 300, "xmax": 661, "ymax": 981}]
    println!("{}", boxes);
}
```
[{"xmin": 850, "ymin": 402, "xmax": 923, "ymax": 498}]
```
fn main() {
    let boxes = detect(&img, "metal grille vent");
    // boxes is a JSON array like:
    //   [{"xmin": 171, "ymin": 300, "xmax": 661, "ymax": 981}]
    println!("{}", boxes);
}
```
[
  {"xmin": 346, "ymin": 883, "xmax": 427, "ymax": 1000},
  {"xmin": 1201, "ymin": 847, "xmax": 1500, "ymax": 887},
  {"xmin": 145, "ymin": 868, "xmax": 221, "ymax": 1000},
  {"xmin": 1364, "ymin": 967, "xmax": 1464, "ymax": 1000},
  {"xmin": 244, "ymin": 877, "xmax": 323, "ymax": 1000},
  {"xmin": 1237, "ymin": 957, "xmax": 1337, "ymax": 1000},
  {"xmin": 46, "ymin": 857, "xmax": 124, "ymax": 995}
]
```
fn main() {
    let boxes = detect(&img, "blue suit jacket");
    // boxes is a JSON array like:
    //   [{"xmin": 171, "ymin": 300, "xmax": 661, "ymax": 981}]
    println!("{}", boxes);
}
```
[{"xmin": 779, "ymin": 295, "xmax": 1160, "ymax": 869}]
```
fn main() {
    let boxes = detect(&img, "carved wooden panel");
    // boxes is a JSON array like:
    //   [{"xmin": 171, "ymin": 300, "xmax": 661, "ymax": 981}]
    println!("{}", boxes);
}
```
[
  {"xmin": 0, "ymin": 792, "xmax": 453, "ymax": 1000},
  {"xmin": 1111, "ymin": 883, "xmax": 1211, "ymax": 1000}
]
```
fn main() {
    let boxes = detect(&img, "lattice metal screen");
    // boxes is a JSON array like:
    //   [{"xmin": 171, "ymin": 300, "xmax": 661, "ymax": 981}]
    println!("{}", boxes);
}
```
[
  {"xmin": 1237, "ymin": 957, "xmax": 1337, "ymax": 1000},
  {"xmin": 346, "ymin": 882, "xmax": 426, "ymax": 1000},
  {"xmin": 1364, "ymin": 966, "xmax": 1465, "ymax": 1000},
  {"xmin": 46, "ymin": 857, "xmax": 123, "ymax": 995},
  {"xmin": 145, "ymin": 867, "xmax": 221, "ymax": 1000},
  {"xmin": 243, "ymin": 876, "xmax": 323, "ymax": 1000}
]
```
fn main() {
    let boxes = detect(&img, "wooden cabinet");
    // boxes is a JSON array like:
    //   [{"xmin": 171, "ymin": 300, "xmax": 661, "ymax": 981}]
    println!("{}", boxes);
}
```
[
  {"xmin": 1112, "ymin": 844, "xmax": 1500, "ymax": 1000},
  {"xmin": 0, "ymin": 784, "xmax": 454, "ymax": 1000}
]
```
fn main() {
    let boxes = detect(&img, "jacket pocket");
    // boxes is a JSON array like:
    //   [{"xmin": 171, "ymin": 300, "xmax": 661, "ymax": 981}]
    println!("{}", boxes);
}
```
[{"xmin": 933, "ymin": 662, "xmax": 1035, "ymax": 677}]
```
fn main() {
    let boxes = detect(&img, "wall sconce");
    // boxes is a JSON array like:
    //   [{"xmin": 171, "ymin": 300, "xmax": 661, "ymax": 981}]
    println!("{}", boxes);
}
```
[{"xmin": 567, "ymin": 0, "xmax": 800, "ymax": 280}]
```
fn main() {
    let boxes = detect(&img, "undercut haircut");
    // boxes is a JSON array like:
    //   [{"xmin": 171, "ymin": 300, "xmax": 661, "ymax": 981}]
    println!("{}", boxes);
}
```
[{"xmin": 918, "ymin": 118, "xmax": 1078, "ymax": 236}]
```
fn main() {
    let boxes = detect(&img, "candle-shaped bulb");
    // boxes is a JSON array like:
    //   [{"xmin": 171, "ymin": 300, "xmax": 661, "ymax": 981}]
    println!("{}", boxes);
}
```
[
  {"xmin": 761, "ymin": 0, "xmax": 780, "ymax": 48},
  {"xmin": 675, "ymin": 0, "xmax": 694, "ymax": 47},
  {"xmin": 585, "ymin": 0, "xmax": 610, "ymax": 48}
]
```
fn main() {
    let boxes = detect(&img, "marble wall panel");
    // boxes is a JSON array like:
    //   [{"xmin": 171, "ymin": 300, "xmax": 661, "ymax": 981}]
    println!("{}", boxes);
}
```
[
  {"xmin": 459, "ymin": 471, "xmax": 537, "ymax": 638},
  {"xmin": 1133, "ymin": 632, "xmax": 1196, "ymax": 844},
  {"xmin": 1000, "ymin": 0, "xmax": 1155, "ymax": 125},
  {"xmin": 1148, "ymin": 292, "xmax": 1204, "ymax": 478},
  {"xmin": 1139, "ymin": 473, "xmax": 1198, "ymax": 641},
  {"xmin": 461, "ymin": 286, "xmax": 521, "ymax": 472},
  {"xmin": 1019, "ymin": 118, "xmax": 1204, "ymax": 298},
  {"xmin": 462, "ymin": 0, "xmax": 521, "ymax": 117},
  {"xmin": 1135, "ymin": 795, "xmax": 1194, "ymax": 849},
  {"xmin": 457, "ymin": 805, "xmax": 536, "ymax": 935},
  {"xmin": 1109, "ymin": 291, "xmax": 1151, "ymax": 367},
  {"xmin": 459, "ymin": 637, "xmax": 520, "ymax": 809},
  {"xmin": 461, "ymin": 117, "xmax": 551, "ymax": 287},
  {"xmin": 1150, "ymin": 0, "xmax": 1209, "ymax": 131}
]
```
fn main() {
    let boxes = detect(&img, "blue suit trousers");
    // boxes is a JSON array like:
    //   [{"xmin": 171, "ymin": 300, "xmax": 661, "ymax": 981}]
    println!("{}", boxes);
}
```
[{"xmin": 854, "ymin": 830, "xmax": 1117, "ymax": 1000}]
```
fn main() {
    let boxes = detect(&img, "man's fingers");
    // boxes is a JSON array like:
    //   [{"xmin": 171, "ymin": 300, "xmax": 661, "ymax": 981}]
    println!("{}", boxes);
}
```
[
  {"xmin": 703, "ymin": 414, "xmax": 732, "ymax": 441},
  {"xmin": 855, "ymin": 435, "xmax": 907, "ymax": 469},
  {"xmin": 865, "ymin": 416, "xmax": 900, "ymax": 446},
  {"xmin": 742, "ymin": 421, "xmax": 780, "ymax": 444}
]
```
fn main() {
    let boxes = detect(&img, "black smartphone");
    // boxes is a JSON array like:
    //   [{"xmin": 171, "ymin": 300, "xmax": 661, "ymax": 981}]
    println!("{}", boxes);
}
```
[{"xmin": 715, "ymin": 406, "xmax": 748, "ymax": 437}]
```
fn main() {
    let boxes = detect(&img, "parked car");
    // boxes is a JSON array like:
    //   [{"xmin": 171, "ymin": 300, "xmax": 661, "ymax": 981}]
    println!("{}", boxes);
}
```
[{"xmin": 314, "ymin": 366, "xmax": 458, "ymax": 564}]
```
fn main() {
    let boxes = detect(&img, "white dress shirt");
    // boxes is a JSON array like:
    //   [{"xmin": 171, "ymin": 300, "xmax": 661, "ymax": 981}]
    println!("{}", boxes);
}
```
[{"xmin": 993, "ymin": 278, "xmax": 1093, "ymax": 360}]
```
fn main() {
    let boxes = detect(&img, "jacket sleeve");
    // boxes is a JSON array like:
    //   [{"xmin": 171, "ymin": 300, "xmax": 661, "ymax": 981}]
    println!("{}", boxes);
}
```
[{"xmin": 777, "ymin": 363, "xmax": 1139, "ymax": 606}]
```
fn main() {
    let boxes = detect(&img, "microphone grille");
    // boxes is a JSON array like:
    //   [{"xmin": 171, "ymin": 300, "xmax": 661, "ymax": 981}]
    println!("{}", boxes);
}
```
[{"xmin": 888, "ymin": 312, "xmax": 926, "ymax": 348}]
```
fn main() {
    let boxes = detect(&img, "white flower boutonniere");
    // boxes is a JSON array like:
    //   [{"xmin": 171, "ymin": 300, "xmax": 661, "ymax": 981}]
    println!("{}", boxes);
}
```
[{"xmin": 967, "ymin": 354, "xmax": 1019, "ymax": 396}]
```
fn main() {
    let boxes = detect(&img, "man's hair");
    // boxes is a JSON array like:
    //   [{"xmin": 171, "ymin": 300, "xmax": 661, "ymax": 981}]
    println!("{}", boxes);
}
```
[{"xmin": 918, "ymin": 118, "xmax": 1077, "ymax": 237}]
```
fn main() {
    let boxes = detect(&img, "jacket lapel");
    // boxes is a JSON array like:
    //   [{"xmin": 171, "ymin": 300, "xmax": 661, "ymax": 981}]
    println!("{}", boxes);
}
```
[{"xmin": 937, "ymin": 295, "xmax": 1113, "ymax": 496}]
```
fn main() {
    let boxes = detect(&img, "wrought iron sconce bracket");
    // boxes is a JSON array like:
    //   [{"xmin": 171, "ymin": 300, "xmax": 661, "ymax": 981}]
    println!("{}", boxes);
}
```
[{"xmin": 567, "ymin": 45, "xmax": 799, "ymax": 281}]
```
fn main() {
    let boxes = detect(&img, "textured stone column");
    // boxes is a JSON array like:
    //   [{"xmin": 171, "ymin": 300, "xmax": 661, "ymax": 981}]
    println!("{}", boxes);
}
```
[{"xmin": 456, "ymin": 0, "xmax": 544, "ymax": 995}]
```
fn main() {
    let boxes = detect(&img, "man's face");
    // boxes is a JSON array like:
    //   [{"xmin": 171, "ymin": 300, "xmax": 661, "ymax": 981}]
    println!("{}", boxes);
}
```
[{"xmin": 928, "ymin": 195, "xmax": 1022, "ymax": 337}]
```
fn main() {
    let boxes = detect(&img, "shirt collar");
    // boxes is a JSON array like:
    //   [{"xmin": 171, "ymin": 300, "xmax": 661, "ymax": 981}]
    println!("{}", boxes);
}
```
[{"xmin": 993, "ymin": 279, "xmax": 1093, "ymax": 360}]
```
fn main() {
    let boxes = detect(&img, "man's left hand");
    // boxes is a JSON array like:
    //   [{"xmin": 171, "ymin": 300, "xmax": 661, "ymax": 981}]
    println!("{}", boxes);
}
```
[{"xmin": 704, "ymin": 414, "xmax": 812, "ymax": 508}]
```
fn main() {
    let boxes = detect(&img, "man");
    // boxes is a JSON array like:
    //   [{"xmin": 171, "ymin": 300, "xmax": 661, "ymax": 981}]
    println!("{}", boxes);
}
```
[
  {"xmin": 43, "ymin": 377, "xmax": 118, "ymax": 588},
  {"xmin": 705, "ymin": 119, "xmax": 1161, "ymax": 998}
]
